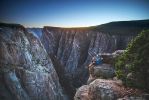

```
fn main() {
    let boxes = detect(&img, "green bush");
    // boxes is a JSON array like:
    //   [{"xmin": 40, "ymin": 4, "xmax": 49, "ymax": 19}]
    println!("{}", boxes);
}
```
[{"xmin": 115, "ymin": 30, "xmax": 149, "ymax": 92}]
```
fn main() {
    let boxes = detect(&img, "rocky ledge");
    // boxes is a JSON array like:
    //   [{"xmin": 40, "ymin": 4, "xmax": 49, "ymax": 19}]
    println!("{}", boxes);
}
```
[
  {"xmin": 87, "ymin": 50, "xmax": 124, "ymax": 84},
  {"xmin": 74, "ymin": 50, "xmax": 148, "ymax": 100},
  {"xmin": 75, "ymin": 79, "xmax": 144, "ymax": 100}
]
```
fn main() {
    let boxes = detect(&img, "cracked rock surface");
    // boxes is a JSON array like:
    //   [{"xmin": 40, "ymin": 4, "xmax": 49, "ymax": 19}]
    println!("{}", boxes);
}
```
[{"xmin": 0, "ymin": 24, "xmax": 67, "ymax": 100}]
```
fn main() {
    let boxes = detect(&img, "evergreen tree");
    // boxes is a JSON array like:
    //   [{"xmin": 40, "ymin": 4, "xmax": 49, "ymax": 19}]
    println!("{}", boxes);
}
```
[{"xmin": 115, "ymin": 30, "xmax": 149, "ymax": 92}]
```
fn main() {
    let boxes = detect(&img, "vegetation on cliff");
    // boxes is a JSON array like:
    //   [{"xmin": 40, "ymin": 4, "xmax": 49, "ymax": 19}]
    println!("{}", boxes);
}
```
[{"xmin": 115, "ymin": 30, "xmax": 149, "ymax": 92}]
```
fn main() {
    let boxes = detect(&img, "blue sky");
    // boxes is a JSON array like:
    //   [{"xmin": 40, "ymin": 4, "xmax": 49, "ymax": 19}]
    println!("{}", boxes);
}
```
[{"xmin": 0, "ymin": 0, "xmax": 149, "ymax": 27}]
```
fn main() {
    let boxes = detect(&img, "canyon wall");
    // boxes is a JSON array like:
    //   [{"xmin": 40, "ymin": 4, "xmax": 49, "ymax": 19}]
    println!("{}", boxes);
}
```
[
  {"xmin": 1, "ymin": 20, "xmax": 148, "ymax": 100},
  {"xmin": 41, "ymin": 27, "xmax": 134, "ymax": 98},
  {"xmin": 41, "ymin": 27, "xmax": 133, "ymax": 76},
  {"xmin": 0, "ymin": 24, "xmax": 67, "ymax": 100}
]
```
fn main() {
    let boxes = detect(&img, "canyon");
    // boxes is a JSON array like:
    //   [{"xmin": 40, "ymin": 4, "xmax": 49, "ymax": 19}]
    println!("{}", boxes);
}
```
[{"xmin": 0, "ymin": 20, "xmax": 149, "ymax": 100}]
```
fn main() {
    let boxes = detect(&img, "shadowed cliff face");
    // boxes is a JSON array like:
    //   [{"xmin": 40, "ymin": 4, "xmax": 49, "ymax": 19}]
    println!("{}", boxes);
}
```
[
  {"xmin": 41, "ymin": 27, "xmax": 134, "ymax": 98},
  {"xmin": 41, "ymin": 27, "xmax": 133, "ymax": 75},
  {"xmin": 0, "ymin": 24, "xmax": 66, "ymax": 100}
]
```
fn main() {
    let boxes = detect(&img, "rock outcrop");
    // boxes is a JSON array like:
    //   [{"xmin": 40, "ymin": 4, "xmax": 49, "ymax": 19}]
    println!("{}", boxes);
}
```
[
  {"xmin": 0, "ymin": 24, "xmax": 67, "ymax": 100},
  {"xmin": 93, "ymin": 64, "xmax": 115, "ymax": 78},
  {"xmin": 87, "ymin": 51, "xmax": 125, "ymax": 84},
  {"xmin": 74, "ymin": 51, "xmax": 146, "ymax": 100},
  {"xmin": 75, "ymin": 79, "xmax": 143, "ymax": 100}
]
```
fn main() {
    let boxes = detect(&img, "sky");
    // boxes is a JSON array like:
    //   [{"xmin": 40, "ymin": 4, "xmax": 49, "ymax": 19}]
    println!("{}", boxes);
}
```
[{"xmin": 0, "ymin": 0, "xmax": 149, "ymax": 27}]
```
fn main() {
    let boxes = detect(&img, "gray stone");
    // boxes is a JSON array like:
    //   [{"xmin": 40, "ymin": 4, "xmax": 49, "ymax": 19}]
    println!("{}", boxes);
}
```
[
  {"xmin": 75, "ymin": 79, "xmax": 143, "ymax": 100},
  {"xmin": 93, "ymin": 64, "xmax": 115, "ymax": 79}
]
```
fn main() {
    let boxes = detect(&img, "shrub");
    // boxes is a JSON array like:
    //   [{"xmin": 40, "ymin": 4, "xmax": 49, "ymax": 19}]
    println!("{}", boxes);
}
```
[{"xmin": 115, "ymin": 30, "xmax": 149, "ymax": 92}]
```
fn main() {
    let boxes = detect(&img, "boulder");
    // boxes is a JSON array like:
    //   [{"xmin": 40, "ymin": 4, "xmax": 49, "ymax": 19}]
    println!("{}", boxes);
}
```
[
  {"xmin": 93, "ymin": 64, "xmax": 115, "ymax": 79},
  {"xmin": 75, "ymin": 79, "xmax": 142, "ymax": 100},
  {"xmin": 88, "ymin": 79, "xmax": 120, "ymax": 100}
]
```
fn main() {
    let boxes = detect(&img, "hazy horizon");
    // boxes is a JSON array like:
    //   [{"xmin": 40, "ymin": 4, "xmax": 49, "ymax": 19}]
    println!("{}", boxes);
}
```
[{"xmin": 0, "ymin": 0, "xmax": 149, "ymax": 27}]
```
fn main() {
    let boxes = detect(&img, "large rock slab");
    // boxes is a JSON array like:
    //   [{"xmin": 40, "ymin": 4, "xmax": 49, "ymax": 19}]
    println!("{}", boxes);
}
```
[
  {"xmin": 93, "ymin": 64, "xmax": 115, "ymax": 79},
  {"xmin": 87, "ymin": 64, "xmax": 115, "ymax": 84},
  {"xmin": 75, "ymin": 79, "xmax": 143, "ymax": 100}
]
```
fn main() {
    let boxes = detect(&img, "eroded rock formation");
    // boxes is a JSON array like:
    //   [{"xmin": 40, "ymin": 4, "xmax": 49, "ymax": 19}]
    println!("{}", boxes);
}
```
[
  {"xmin": 41, "ymin": 27, "xmax": 134, "ymax": 98},
  {"xmin": 0, "ymin": 24, "xmax": 67, "ymax": 100}
]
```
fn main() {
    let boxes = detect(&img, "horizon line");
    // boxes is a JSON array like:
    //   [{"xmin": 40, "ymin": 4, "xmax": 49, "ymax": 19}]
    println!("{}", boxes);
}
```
[{"xmin": 1, "ymin": 19, "xmax": 149, "ymax": 28}]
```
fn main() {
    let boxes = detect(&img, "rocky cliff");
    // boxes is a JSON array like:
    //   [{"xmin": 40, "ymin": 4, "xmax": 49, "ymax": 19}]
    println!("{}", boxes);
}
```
[
  {"xmin": 40, "ymin": 20, "xmax": 149, "ymax": 98},
  {"xmin": 0, "ymin": 23, "xmax": 67, "ymax": 100},
  {"xmin": 1, "ymin": 20, "xmax": 149, "ymax": 100},
  {"xmin": 41, "ymin": 27, "xmax": 134, "ymax": 98},
  {"xmin": 74, "ymin": 51, "xmax": 147, "ymax": 100},
  {"xmin": 41, "ymin": 27, "xmax": 133, "ymax": 73}
]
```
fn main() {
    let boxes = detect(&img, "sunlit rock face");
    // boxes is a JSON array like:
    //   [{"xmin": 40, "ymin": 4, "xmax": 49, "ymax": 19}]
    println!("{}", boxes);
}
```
[
  {"xmin": 41, "ymin": 27, "xmax": 134, "ymax": 95},
  {"xmin": 0, "ymin": 24, "xmax": 66, "ymax": 100}
]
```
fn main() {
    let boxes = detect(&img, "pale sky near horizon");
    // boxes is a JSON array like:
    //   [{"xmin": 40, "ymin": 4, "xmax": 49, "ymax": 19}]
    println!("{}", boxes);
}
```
[{"xmin": 0, "ymin": 0, "xmax": 149, "ymax": 27}]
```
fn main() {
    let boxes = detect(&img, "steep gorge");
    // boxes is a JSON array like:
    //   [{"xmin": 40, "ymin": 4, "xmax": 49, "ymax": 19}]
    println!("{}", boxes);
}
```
[
  {"xmin": 40, "ymin": 27, "xmax": 134, "ymax": 98},
  {"xmin": 0, "ymin": 20, "xmax": 149, "ymax": 100},
  {"xmin": 40, "ymin": 20, "xmax": 149, "ymax": 99}
]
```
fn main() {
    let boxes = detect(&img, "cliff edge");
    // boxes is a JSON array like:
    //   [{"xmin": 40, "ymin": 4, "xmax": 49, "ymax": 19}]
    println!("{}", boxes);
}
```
[{"xmin": 74, "ymin": 50, "xmax": 148, "ymax": 100}]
